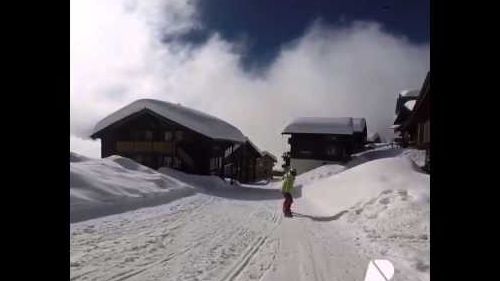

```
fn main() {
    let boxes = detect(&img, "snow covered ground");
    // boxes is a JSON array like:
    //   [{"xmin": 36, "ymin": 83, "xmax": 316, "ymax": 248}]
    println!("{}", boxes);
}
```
[{"xmin": 70, "ymin": 147, "xmax": 429, "ymax": 281}]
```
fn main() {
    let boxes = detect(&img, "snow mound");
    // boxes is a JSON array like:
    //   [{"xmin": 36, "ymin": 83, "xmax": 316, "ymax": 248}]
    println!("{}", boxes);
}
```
[
  {"xmin": 70, "ymin": 153, "xmax": 196, "ymax": 223},
  {"xmin": 302, "ymin": 149, "xmax": 429, "ymax": 280},
  {"xmin": 303, "ymin": 155, "xmax": 429, "ymax": 217},
  {"xmin": 70, "ymin": 152, "xmax": 92, "ymax": 163},
  {"xmin": 402, "ymin": 149, "xmax": 427, "ymax": 169},
  {"xmin": 158, "ymin": 167, "xmax": 228, "ymax": 190},
  {"xmin": 295, "ymin": 164, "xmax": 346, "ymax": 187}
]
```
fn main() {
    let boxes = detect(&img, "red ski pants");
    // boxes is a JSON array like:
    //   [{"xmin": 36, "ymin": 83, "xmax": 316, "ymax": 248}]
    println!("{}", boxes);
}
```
[{"xmin": 282, "ymin": 192, "xmax": 293, "ymax": 214}]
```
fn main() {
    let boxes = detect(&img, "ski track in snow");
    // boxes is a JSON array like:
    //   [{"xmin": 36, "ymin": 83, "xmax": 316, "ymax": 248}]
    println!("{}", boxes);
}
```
[
  {"xmin": 70, "ymin": 193, "xmax": 283, "ymax": 281},
  {"xmin": 70, "ymin": 189, "xmax": 370, "ymax": 281}
]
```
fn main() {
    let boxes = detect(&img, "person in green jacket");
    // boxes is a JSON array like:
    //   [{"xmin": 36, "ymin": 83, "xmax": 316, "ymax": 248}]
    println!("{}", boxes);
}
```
[{"xmin": 282, "ymin": 168, "xmax": 297, "ymax": 217}]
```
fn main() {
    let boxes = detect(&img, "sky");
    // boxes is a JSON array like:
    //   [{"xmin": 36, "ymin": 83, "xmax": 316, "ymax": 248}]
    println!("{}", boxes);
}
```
[{"xmin": 70, "ymin": 0, "xmax": 429, "ymax": 165}]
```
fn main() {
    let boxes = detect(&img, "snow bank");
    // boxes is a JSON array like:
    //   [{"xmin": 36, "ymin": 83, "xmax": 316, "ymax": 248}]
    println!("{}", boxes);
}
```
[
  {"xmin": 301, "ymin": 149, "xmax": 430, "ymax": 280},
  {"xmin": 303, "ymin": 155, "xmax": 428, "ymax": 215},
  {"xmin": 159, "ymin": 167, "xmax": 283, "ymax": 201},
  {"xmin": 70, "ymin": 153, "xmax": 196, "ymax": 223},
  {"xmin": 295, "ymin": 164, "xmax": 346, "ymax": 187},
  {"xmin": 403, "ymin": 148, "xmax": 427, "ymax": 169}
]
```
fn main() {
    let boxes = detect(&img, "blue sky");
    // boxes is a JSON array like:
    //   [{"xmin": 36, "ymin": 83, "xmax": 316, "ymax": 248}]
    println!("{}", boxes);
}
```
[{"xmin": 166, "ymin": 0, "xmax": 429, "ymax": 70}]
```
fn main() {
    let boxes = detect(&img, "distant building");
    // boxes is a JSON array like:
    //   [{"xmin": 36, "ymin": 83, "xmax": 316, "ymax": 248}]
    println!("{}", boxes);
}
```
[
  {"xmin": 224, "ymin": 138, "xmax": 262, "ymax": 183},
  {"xmin": 223, "ymin": 138, "xmax": 276, "ymax": 183},
  {"xmin": 90, "ymin": 99, "xmax": 246, "ymax": 178},
  {"xmin": 282, "ymin": 117, "xmax": 367, "ymax": 174},
  {"xmin": 352, "ymin": 118, "xmax": 368, "ymax": 152},
  {"xmin": 256, "ymin": 151, "xmax": 277, "ymax": 181}
]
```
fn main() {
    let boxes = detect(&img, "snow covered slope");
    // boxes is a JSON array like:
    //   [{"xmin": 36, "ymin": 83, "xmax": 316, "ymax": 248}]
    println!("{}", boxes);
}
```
[
  {"xmin": 70, "ymin": 152, "xmax": 196, "ymax": 223},
  {"xmin": 70, "ymin": 148, "xmax": 429, "ymax": 281},
  {"xmin": 299, "ymin": 149, "xmax": 430, "ymax": 280}
]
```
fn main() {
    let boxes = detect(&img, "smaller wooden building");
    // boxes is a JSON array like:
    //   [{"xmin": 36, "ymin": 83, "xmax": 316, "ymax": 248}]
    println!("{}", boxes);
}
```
[
  {"xmin": 282, "ymin": 117, "xmax": 364, "ymax": 174},
  {"xmin": 256, "ymin": 151, "xmax": 277, "ymax": 181},
  {"xmin": 352, "ymin": 118, "xmax": 368, "ymax": 153},
  {"xmin": 224, "ymin": 138, "xmax": 262, "ymax": 183}
]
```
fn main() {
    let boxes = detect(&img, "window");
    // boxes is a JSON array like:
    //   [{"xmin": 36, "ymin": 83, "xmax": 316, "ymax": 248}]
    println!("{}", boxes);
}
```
[
  {"xmin": 164, "ymin": 131, "xmax": 173, "ymax": 141},
  {"xmin": 163, "ymin": 156, "xmax": 172, "ymax": 167},
  {"xmin": 210, "ymin": 157, "xmax": 223, "ymax": 170},
  {"xmin": 299, "ymin": 150, "xmax": 312, "ymax": 156},
  {"xmin": 326, "ymin": 146, "xmax": 337, "ymax": 156},
  {"xmin": 145, "ymin": 130, "xmax": 153, "ymax": 140},
  {"xmin": 175, "ymin": 131, "xmax": 183, "ymax": 141},
  {"xmin": 173, "ymin": 157, "xmax": 182, "ymax": 169},
  {"xmin": 131, "ymin": 130, "xmax": 141, "ymax": 140}
]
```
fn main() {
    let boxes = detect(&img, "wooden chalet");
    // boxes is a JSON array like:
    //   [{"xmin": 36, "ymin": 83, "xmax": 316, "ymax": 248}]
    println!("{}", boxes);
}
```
[
  {"xmin": 352, "ymin": 118, "xmax": 368, "ymax": 152},
  {"xmin": 256, "ymin": 151, "xmax": 277, "ymax": 181},
  {"xmin": 223, "ymin": 138, "xmax": 262, "ymax": 183},
  {"xmin": 392, "ymin": 88, "xmax": 420, "ymax": 146},
  {"xmin": 396, "ymin": 72, "xmax": 430, "ymax": 170},
  {"xmin": 281, "ymin": 117, "xmax": 364, "ymax": 174},
  {"xmin": 90, "ymin": 99, "xmax": 247, "ymax": 178}
]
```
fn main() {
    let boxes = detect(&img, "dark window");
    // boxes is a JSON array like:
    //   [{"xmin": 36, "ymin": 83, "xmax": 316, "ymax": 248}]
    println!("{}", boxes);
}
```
[
  {"xmin": 299, "ymin": 150, "xmax": 313, "ymax": 157},
  {"xmin": 163, "ymin": 156, "xmax": 172, "ymax": 167},
  {"xmin": 164, "ymin": 131, "xmax": 173, "ymax": 141},
  {"xmin": 326, "ymin": 146, "xmax": 337, "ymax": 156},
  {"xmin": 173, "ymin": 157, "xmax": 182, "ymax": 169},
  {"xmin": 145, "ymin": 131, "xmax": 153, "ymax": 140},
  {"xmin": 175, "ymin": 131, "xmax": 183, "ymax": 141}
]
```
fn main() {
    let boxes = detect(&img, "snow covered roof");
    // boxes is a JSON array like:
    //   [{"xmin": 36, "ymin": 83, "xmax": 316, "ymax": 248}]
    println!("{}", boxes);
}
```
[
  {"xmin": 399, "ymin": 89, "xmax": 420, "ymax": 97},
  {"xmin": 91, "ymin": 99, "xmax": 246, "ymax": 143},
  {"xmin": 245, "ymin": 137, "xmax": 263, "ymax": 156},
  {"xmin": 404, "ymin": 100, "xmax": 416, "ymax": 111},
  {"xmin": 352, "ymin": 118, "xmax": 367, "ymax": 133},
  {"xmin": 282, "ymin": 117, "xmax": 354, "ymax": 135},
  {"xmin": 261, "ymin": 151, "xmax": 277, "ymax": 162}
]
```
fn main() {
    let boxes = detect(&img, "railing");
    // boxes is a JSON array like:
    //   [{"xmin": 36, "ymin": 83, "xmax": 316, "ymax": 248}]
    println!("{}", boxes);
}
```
[{"xmin": 116, "ymin": 141, "xmax": 172, "ymax": 153}]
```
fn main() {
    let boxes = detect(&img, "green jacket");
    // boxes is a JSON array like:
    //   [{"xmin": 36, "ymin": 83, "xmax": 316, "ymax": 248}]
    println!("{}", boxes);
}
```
[{"xmin": 282, "ymin": 172, "xmax": 295, "ymax": 193}]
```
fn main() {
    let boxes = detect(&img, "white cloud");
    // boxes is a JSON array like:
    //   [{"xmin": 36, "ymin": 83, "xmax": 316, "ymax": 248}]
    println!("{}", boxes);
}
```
[{"xmin": 70, "ymin": 0, "xmax": 429, "ymax": 166}]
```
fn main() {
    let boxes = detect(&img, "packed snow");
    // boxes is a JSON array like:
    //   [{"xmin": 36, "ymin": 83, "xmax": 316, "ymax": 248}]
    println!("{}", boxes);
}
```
[
  {"xmin": 70, "ymin": 147, "xmax": 429, "ymax": 281},
  {"xmin": 301, "ymin": 150, "xmax": 430, "ymax": 281},
  {"xmin": 70, "ymin": 152, "xmax": 196, "ymax": 223}
]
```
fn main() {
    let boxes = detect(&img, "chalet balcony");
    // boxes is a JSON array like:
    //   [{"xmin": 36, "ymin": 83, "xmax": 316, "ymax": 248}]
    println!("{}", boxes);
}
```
[{"xmin": 116, "ymin": 141, "xmax": 173, "ymax": 153}]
